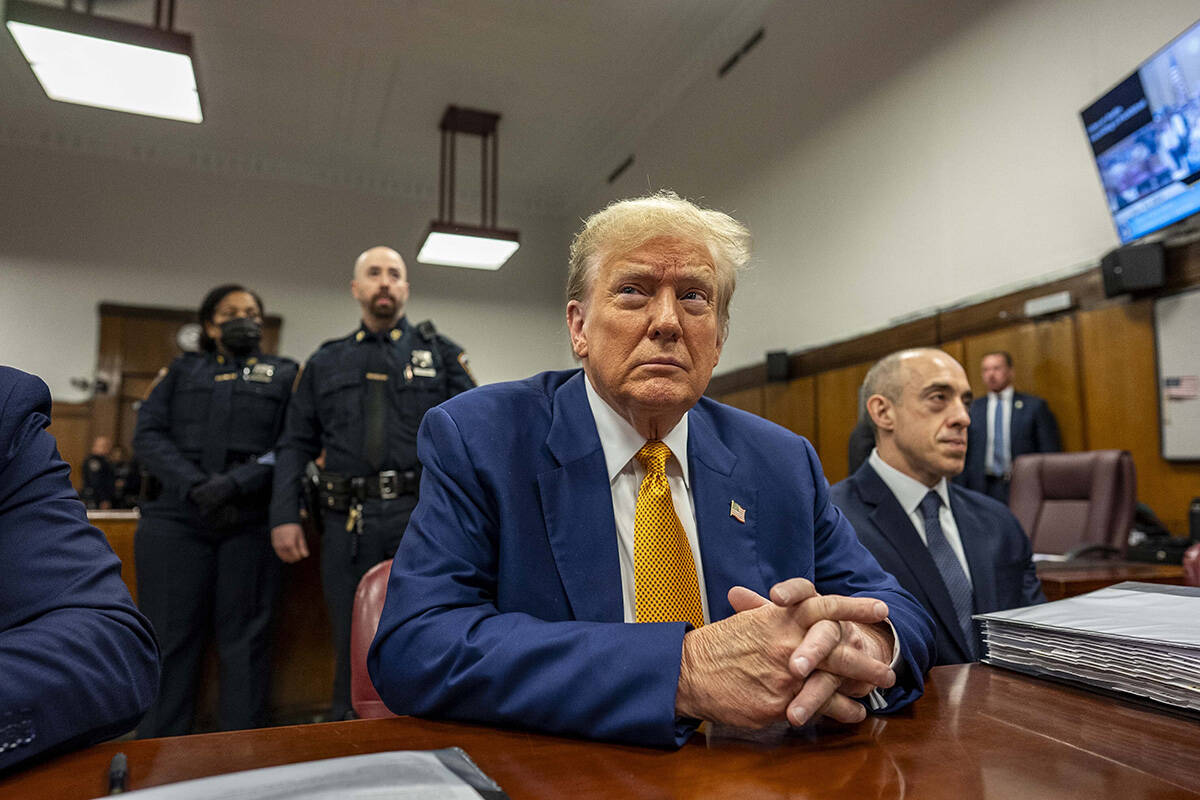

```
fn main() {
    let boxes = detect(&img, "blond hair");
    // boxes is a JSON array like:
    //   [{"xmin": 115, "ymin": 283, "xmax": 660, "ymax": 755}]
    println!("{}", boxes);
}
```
[{"xmin": 566, "ymin": 191, "xmax": 751, "ymax": 340}]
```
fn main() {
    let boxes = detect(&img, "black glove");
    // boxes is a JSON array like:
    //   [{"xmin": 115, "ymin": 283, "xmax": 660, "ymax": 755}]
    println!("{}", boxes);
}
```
[{"xmin": 187, "ymin": 474, "xmax": 238, "ymax": 517}]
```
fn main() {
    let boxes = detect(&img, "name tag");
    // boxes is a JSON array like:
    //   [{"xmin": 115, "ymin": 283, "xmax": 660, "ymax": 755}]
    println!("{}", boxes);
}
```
[
  {"xmin": 366, "ymin": 372, "xmax": 389, "ymax": 382},
  {"xmin": 413, "ymin": 367, "xmax": 437, "ymax": 378},
  {"xmin": 214, "ymin": 373, "xmax": 238, "ymax": 382},
  {"xmin": 247, "ymin": 363, "xmax": 276, "ymax": 383}
]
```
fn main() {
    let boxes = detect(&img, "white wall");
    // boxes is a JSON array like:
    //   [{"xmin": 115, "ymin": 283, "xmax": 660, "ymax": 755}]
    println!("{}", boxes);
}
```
[
  {"xmin": 0, "ymin": 145, "xmax": 575, "ymax": 401},
  {"xmin": 589, "ymin": 0, "xmax": 1200, "ymax": 373}
]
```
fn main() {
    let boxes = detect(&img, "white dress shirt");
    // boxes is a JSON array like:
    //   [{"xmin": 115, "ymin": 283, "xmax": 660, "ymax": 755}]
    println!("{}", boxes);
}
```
[
  {"xmin": 868, "ymin": 448, "xmax": 974, "ymax": 585},
  {"xmin": 585, "ymin": 376, "xmax": 898, "ymax": 706},
  {"xmin": 583, "ymin": 375, "xmax": 711, "ymax": 624},
  {"xmin": 985, "ymin": 386, "xmax": 1014, "ymax": 476}
]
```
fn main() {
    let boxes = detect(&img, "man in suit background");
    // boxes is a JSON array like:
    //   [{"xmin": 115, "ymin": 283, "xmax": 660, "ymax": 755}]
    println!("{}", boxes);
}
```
[
  {"xmin": 369, "ymin": 193, "xmax": 935, "ymax": 747},
  {"xmin": 831, "ymin": 349, "xmax": 1044, "ymax": 665},
  {"xmin": 959, "ymin": 351, "xmax": 1061, "ymax": 504}
]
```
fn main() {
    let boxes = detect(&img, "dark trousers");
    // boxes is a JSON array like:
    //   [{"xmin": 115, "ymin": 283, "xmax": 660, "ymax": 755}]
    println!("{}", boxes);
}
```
[
  {"xmin": 321, "ymin": 495, "xmax": 415, "ymax": 720},
  {"xmin": 984, "ymin": 474, "xmax": 1011, "ymax": 505},
  {"xmin": 134, "ymin": 514, "xmax": 280, "ymax": 737}
]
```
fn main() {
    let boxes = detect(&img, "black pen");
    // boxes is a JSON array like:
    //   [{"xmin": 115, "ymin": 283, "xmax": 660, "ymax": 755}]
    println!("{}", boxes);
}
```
[{"xmin": 108, "ymin": 752, "xmax": 127, "ymax": 795}]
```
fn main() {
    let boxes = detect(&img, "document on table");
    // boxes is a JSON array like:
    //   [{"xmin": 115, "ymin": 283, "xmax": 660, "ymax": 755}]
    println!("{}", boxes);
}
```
[
  {"xmin": 976, "ymin": 581, "xmax": 1200, "ymax": 713},
  {"xmin": 92, "ymin": 748, "xmax": 509, "ymax": 800}
]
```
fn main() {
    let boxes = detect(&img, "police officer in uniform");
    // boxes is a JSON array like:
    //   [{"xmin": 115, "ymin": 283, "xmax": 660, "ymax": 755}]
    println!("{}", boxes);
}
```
[
  {"xmin": 270, "ymin": 246, "xmax": 475, "ymax": 720},
  {"xmin": 80, "ymin": 435, "xmax": 117, "ymax": 509},
  {"xmin": 134, "ymin": 285, "xmax": 298, "ymax": 736}
]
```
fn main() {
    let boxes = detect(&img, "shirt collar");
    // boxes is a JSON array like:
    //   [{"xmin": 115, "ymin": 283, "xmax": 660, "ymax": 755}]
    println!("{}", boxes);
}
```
[
  {"xmin": 868, "ymin": 448, "xmax": 950, "ymax": 515},
  {"xmin": 355, "ymin": 317, "xmax": 408, "ymax": 343},
  {"xmin": 583, "ymin": 372, "xmax": 690, "ymax": 488},
  {"xmin": 990, "ymin": 385, "xmax": 1013, "ymax": 403}
]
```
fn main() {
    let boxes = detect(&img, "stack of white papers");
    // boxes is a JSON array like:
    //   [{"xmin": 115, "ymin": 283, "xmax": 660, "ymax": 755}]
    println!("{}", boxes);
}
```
[
  {"xmin": 975, "ymin": 582, "xmax": 1200, "ymax": 712},
  {"xmin": 92, "ymin": 749, "xmax": 508, "ymax": 800}
]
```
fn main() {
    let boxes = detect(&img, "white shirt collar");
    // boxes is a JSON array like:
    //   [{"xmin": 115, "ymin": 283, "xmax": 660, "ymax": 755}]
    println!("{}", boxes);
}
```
[
  {"xmin": 583, "ymin": 372, "xmax": 691, "ymax": 488},
  {"xmin": 868, "ymin": 448, "xmax": 950, "ymax": 516},
  {"xmin": 990, "ymin": 385, "xmax": 1014, "ymax": 403}
]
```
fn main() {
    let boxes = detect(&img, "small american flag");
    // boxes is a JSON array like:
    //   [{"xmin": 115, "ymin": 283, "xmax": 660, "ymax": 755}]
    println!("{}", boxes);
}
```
[
  {"xmin": 1165, "ymin": 375, "xmax": 1199, "ymax": 400},
  {"xmin": 729, "ymin": 500, "xmax": 746, "ymax": 523}
]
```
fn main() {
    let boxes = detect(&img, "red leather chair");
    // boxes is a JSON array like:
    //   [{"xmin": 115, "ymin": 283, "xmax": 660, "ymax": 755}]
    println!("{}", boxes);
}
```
[
  {"xmin": 1184, "ymin": 543, "xmax": 1200, "ymax": 586},
  {"xmin": 1007, "ymin": 450, "xmax": 1135, "ymax": 558},
  {"xmin": 349, "ymin": 559, "xmax": 399, "ymax": 719}
]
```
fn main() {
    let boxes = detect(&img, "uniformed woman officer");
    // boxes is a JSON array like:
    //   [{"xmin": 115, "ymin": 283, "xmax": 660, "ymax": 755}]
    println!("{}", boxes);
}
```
[{"xmin": 133, "ymin": 285, "xmax": 298, "ymax": 736}]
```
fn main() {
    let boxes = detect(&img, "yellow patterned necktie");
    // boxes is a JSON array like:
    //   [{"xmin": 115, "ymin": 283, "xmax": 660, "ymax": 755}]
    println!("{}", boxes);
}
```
[{"xmin": 633, "ymin": 441, "xmax": 704, "ymax": 629}]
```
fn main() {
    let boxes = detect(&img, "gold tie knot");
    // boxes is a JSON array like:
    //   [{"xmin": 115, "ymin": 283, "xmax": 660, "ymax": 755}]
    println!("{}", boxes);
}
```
[{"xmin": 635, "ymin": 440, "xmax": 671, "ymax": 477}]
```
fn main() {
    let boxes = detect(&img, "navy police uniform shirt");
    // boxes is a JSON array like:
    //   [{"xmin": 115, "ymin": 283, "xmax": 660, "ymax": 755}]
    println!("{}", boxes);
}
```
[
  {"xmin": 269, "ymin": 317, "xmax": 476, "ymax": 528},
  {"xmin": 134, "ymin": 350, "xmax": 298, "ymax": 524}
]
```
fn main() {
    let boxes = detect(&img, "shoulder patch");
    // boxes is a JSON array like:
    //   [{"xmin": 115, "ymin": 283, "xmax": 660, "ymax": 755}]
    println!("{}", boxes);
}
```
[
  {"xmin": 457, "ymin": 351, "xmax": 476, "ymax": 384},
  {"xmin": 144, "ymin": 367, "xmax": 169, "ymax": 399}
]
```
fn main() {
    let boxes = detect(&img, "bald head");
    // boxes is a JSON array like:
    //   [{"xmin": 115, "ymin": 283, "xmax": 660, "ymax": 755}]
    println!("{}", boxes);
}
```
[
  {"xmin": 354, "ymin": 246, "xmax": 405, "ymax": 281},
  {"xmin": 351, "ymin": 246, "xmax": 410, "ymax": 331},
  {"xmin": 862, "ymin": 348, "xmax": 973, "ymax": 486}
]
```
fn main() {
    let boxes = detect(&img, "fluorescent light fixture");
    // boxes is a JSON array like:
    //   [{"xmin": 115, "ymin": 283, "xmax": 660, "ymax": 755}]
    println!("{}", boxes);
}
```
[
  {"xmin": 417, "ymin": 223, "xmax": 520, "ymax": 270},
  {"xmin": 5, "ymin": 0, "xmax": 202, "ymax": 123}
]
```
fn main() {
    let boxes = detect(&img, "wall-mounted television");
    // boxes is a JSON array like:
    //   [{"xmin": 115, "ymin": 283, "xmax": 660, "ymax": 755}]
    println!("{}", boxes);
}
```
[{"xmin": 1081, "ymin": 18, "xmax": 1200, "ymax": 244}]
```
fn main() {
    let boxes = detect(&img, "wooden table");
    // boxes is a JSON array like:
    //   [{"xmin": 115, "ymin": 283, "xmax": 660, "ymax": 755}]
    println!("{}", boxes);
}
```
[
  {"xmin": 4, "ymin": 664, "xmax": 1197, "ymax": 799},
  {"xmin": 1036, "ymin": 559, "xmax": 1187, "ymax": 601}
]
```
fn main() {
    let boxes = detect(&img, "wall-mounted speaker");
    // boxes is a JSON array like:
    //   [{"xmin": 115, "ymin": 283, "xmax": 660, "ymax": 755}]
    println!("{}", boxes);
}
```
[
  {"xmin": 766, "ymin": 350, "xmax": 789, "ymax": 382},
  {"xmin": 1101, "ymin": 242, "xmax": 1165, "ymax": 298}
]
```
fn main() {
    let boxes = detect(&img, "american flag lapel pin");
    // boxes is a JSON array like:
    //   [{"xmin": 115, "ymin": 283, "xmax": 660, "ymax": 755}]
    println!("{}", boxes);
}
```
[{"xmin": 730, "ymin": 500, "xmax": 746, "ymax": 524}]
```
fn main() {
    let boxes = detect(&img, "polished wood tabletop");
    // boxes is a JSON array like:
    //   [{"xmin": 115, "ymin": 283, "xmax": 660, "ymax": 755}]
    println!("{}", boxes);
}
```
[
  {"xmin": 3, "ymin": 664, "xmax": 1196, "ymax": 799},
  {"xmin": 1036, "ymin": 559, "xmax": 1186, "ymax": 601}
]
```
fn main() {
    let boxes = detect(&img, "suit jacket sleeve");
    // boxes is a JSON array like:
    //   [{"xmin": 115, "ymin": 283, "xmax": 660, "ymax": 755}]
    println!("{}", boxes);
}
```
[
  {"xmin": 0, "ymin": 370, "xmax": 159, "ymax": 772},
  {"xmin": 368, "ymin": 405, "xmax": 693, "ymax": 747},
  {"xmin": 806, "ymin": 446, "xmax": 935, "ymax": 709},
  {"xmin": 1032, "ymin": 398, "xmax": 1061, "ymax": 453}
]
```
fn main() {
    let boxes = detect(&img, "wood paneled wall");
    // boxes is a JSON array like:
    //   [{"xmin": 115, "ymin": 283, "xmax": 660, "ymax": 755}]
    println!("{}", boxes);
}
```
[
  {"xmin": 710, "ymin": 260, "xmax": 1200, "ymax": 532},
  {"xmin": 46, "ymin": 400, "xmax": 92, "ymax": 490},
  {"xmin": 959, "ymin": 316, "xmax": 1086, "ymax": 454},
  {"xmin": 815, "ymin": 361, "xmax": 873, "ymax": 482},
  {"xmin": 1077, "ymin": 301, "xmax": 1200, "ymax": 534}
]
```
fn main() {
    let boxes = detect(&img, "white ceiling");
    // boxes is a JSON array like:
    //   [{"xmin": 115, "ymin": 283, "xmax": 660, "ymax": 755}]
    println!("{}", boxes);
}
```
[{"xmin": 1, "ymin": 0, "xmax": 996, "ymax": 218}]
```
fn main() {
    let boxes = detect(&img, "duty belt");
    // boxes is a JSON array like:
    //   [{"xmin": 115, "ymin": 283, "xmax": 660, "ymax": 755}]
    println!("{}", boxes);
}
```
[
  {"xmin": 317, "ymin": 468, "xmax": 420, "ymax": 561},
  {"xmin": 317, "ymin": 468, "xmax": 420, "ymax": 509}
]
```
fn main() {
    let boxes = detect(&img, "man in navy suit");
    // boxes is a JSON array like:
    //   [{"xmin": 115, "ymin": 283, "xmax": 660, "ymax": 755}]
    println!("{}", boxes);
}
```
[
  {"xmin": 369, "ymin": 193, "xmax": 934, "ymax": 747},
  {"xmin": 0, "ymin": 367, "xmax": 159, "ymax": 772},
  {"xmin": 831, "ymin": 349, "xmax": 1044, "ymax": 665},
  {"xmin": 959, "ymin": 351, "xmax": 1061, "ymax": 504}
]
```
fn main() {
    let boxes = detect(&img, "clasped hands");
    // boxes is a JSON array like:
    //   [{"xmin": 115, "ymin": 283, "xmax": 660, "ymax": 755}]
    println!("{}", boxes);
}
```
[{"xmin": 675, "ymin": 578, "xmax": 895, "ymax": 729}]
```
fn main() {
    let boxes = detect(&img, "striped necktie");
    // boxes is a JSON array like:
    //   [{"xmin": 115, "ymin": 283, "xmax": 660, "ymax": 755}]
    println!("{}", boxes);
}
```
[
  {"xmin": 919, "ymin": 490, "xmax": 978, "ymax": 659},
  {"xmin": 632, "ymin": 441, "xmax": 704, "ymax": 629}
]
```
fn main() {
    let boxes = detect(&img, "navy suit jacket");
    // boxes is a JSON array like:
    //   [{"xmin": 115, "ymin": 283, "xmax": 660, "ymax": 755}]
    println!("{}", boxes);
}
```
[
  {"xmin": 960, "ymin": 391, "xmax": 1060, "ymax": 492},
  {"xmin": 831, "ymin": 463, "xmax": 1045, "ymax": 665},
  {"xmin": 0, "ymin": 367, "xmax": 159, "ymax": 773},
  {"xmin": 369, "ymin": 370, "xmax": 935, "ymax": 747}
]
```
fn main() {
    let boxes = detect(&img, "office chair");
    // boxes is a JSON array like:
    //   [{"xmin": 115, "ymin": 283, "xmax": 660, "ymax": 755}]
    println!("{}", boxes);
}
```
[
  {"xmin": 1007, "ymin": 450, "xmax": 1136, "ymax": 559},
  {"xmin": 349, "ymin": 558, "xmax": 399, "ymax": 719},
  {"xmin": 1184, "ymin": 543, "xmax": 1200, "ymax": 586}
]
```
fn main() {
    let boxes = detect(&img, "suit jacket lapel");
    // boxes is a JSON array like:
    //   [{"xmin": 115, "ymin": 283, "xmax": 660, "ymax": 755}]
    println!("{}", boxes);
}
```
[
  {"xmin": 536, "ymin": 372, "xmax": 624, "ymax": 623},
  {"xmin": 949, "ymin": 487, "xmax": 997, "ymax": 613},
  {"xmin": 856, "ymin": 465, "xmax": 973, "ymax": 657},
  {"xmin": 687, "ymin": 408, "xmax": 760, "ymax": 622}
]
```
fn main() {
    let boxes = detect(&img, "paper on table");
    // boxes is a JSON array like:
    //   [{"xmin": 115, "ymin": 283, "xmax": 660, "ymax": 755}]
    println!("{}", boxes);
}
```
[{"xmin": 90, "ymin": 748, "xmax": 507, "ymax": 800}]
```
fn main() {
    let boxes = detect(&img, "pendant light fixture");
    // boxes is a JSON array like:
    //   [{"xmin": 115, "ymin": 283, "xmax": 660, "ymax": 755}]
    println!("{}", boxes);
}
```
[
  {"xmin": 5, "ymin": 0, "xmax": 202, "ymax": 124},
  {"xmin": 417, "ymin": 106, "xmax": 520, "ymax": 270}
]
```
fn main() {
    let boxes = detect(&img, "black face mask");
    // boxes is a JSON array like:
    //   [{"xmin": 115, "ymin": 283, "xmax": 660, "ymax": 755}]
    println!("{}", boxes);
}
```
[{"xmin": 218, "ymin": 317, "xmax": 262, "ymax": 356}]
